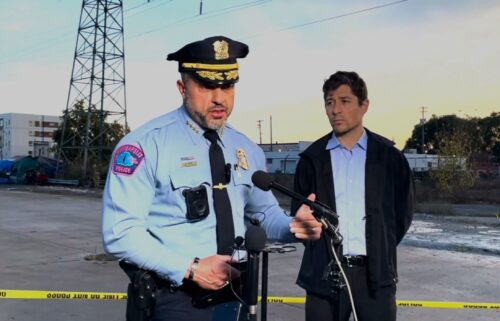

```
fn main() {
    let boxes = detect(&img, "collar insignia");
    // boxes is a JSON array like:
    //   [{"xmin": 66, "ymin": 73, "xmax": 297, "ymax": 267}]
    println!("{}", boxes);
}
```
[{"xmin": 186, "ymin": 120, "xmax": 201, "ymax": 134}]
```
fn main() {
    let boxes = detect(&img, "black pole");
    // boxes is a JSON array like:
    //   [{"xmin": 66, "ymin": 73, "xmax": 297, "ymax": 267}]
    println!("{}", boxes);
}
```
[{"xmin": 261, "ymin": 251, "xmax": 269, "ymax": 321}]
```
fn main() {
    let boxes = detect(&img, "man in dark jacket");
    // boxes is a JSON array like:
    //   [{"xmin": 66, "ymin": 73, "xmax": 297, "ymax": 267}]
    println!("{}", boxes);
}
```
[{"xmin": 292, "ymin": 71, "xmax": 414, "ymax": 321}]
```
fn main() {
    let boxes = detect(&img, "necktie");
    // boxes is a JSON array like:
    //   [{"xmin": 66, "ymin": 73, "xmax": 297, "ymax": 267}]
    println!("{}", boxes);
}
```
[{"xmin": 203, "ymin": 130, "xmax": 235, "ymax": 255}]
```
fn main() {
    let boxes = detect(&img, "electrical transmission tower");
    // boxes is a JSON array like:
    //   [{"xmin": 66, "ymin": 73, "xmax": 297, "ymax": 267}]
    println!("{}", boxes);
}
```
[{"xmin": 57, "ymin": 0, "xmax": 128, "ymax": 183}]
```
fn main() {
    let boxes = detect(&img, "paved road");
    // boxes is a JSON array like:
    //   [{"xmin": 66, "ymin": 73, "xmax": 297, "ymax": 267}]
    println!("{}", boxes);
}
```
[{"xmin": 0, "ymin": 188, "xmax": 498, "ymax": 321}]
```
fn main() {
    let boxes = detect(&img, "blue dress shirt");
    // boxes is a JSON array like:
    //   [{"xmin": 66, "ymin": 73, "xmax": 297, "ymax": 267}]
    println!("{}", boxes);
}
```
[
  {"xmin": 102, "ymin": 106, "xmax": 294, "ymax": 286},
  {"xmin": 327, "ymin": 131, "xmax": 368, "ymax": 256}
]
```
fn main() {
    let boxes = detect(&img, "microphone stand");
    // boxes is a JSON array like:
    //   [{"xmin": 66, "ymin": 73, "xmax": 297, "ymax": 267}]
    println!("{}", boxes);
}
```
[
  {"xmin": 261, "ymin": 251, "xmax": 268, "ymax": 321},
  {"xmin": 243, "ymin": 225, "xmax": 266, "ymax": 321},
  {"xmin": 260, "ymin": 244, "xmax": 297, "ymax": 321},
  {"xmin": 245, "ymin": 251, "xmax": 260, "ymax": 321}
]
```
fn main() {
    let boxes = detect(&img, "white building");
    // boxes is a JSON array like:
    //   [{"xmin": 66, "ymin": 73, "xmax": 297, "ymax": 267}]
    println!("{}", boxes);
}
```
[
  {"xmin": 260, "ymin": 141, "xmax": 312, "ymax": 174},
  {"xmin": 403, "ymin": 149, "xmax": 465, "ymax": 172},
  {"xmin": 0, "ymin": 113, "xmax": 60, "ymax": 160},
  {"xmin": 261, "ymin": 143, "xmax": 464, "ymax": 175}
]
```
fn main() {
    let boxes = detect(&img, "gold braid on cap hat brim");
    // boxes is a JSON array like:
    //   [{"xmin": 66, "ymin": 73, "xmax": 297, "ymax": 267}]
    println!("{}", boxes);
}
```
[
  {"xmin": 195, "ymin": 70, "xmax": 239, "ymax": 81},
  {"xmin": 182, "ymin": 62, "xmax": 239, "ymax": 71}
]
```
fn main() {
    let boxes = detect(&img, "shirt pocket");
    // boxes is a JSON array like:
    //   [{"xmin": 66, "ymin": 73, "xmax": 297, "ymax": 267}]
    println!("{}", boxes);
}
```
[
  {"xmin": 231, "ymin": 169, "xmax": 253, "ymax": 201},
  {"xmin": 232, "ymin": 169, "xmax": 252, "ymax": 187},
  {"xmin": 170, "ymin": 166, "xmax": 211, "ymax": 191},
  {"xmin": 154, "ymin": 166, "xmax": 212, "ymax": 223}
]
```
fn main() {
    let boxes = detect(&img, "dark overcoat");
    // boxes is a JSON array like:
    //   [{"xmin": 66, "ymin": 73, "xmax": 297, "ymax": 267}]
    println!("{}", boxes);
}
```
[{"xmin": 291, "ymin": 129, "xmax": 415, "ymax": 296}]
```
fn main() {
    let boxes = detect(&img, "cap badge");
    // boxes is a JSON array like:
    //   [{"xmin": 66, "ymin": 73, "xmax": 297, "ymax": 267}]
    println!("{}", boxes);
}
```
[
  {"xmin": 213, "ymin": 40, "xmax": 229, "ymax": 60},
  {"xmin": 236, "ymin": 148, "xmax": 249, "ymax": 170}
]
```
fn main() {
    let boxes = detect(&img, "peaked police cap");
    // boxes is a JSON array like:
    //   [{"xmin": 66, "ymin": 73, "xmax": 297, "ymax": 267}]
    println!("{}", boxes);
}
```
[{"xmin": 167, "ymin": 36, "xmax": 249, "ymax": 85}]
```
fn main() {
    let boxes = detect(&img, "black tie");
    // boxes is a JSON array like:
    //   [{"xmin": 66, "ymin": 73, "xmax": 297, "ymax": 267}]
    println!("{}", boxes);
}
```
[{"xmin": 203, "ymin": 130, "xmax": 235, "ymax": 255}]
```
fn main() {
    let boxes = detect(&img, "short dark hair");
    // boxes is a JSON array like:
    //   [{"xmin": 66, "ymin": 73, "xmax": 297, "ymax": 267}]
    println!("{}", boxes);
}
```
[{"xmin": 322, "ymin": 71, "xmax": 368, "ymax": 104}]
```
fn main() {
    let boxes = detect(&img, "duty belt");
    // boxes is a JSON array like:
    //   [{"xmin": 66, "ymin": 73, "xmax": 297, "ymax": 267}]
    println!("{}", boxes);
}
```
[{"xmin": 340, "ymin": 255, "xmax": 367, "ymax": 267}]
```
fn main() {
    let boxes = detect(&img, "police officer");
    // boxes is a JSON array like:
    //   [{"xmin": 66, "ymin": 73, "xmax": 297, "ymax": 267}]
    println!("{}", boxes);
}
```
[{"xmin": 102, "ymin": 36, "xmax": 322, "ymax": 321}]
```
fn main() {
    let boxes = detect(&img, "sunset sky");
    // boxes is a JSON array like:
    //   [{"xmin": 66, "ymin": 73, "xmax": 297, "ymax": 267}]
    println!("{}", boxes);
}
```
[{"xmin": 1, "ymin": 0, "xmax": 499, "ymax": 149}]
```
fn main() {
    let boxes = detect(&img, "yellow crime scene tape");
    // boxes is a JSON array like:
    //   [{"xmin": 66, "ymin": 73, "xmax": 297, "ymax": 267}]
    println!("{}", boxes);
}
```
[
  {"xmin": 1, "ymin": 289, "xmax": 499, "ymax": 310},
  {"xmin": 264, "ymin": 297, "xmax": 500, "ymax": 309},
  {"xmin": 0, "ymin": 289, "xmax": 126, "ymax": 301}
]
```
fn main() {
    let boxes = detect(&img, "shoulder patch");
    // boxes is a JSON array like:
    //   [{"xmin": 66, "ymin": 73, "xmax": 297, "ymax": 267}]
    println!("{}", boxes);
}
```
[{"xmin": 112, "ymin": 144, "xmax": 145, "ymax": 176}]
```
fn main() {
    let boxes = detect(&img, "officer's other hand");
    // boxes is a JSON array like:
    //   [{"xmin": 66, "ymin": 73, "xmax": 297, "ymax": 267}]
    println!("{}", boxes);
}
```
[
  {"xmin": 290, "ymin": 193, "xmax": 322, "ymax": 240},
  {"xmin": 189, "ymin": 255, "xmax": 241, "ymax": 290}
]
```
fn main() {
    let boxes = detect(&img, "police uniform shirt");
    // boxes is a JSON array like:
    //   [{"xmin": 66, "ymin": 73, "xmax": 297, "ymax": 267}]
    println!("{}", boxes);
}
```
[{"xmin": 102, "ymin": 106, "xmax": 294, "ymax": 286}]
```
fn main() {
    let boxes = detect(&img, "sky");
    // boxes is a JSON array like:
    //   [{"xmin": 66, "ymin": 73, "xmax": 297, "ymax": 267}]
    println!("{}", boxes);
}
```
[{"xmin": 1, "ymin": 0, "xmax": 499, "ymax": 149}]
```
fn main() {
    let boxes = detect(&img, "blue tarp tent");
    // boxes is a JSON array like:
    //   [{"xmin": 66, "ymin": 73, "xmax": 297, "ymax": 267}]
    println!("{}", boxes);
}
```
[
  {"xmin": 9, "ymin": 156, "xmax": 63, "ymax": 184},
  {"xmin": 0, "ymin": 159, "xmax": 14, "ymax": 183},
  {"xmin": 0, "ymin": 159, "xmax": 14, "ymax": 173}
]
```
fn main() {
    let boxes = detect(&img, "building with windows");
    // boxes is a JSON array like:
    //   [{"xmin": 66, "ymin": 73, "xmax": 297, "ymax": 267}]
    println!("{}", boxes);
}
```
[
  {"xmin": 259, "ymin": 141, "xmax": 312, "ymax": 174},
  {"xmin": 260, "ymin": 142, "xmax": 465, "ymax": 176},
  {"xmin": 0, "ymin": 113, "xmax": 60, "ymax": 160}
]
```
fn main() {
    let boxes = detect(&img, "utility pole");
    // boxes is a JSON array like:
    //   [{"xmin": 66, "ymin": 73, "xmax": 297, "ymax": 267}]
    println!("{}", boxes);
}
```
[
  {"xmin": 199, "ymin": 0, "xmax": 204, "ymax": 15},
  {"xmin": 269, "ymin": 115, "xmax": 273, "ymax": 151},
  {"xmin": 40, "ymin": 115, "xmax": 45, "ymax": 156},
  {"xmin": 57, "ymin": 0, "xmax": 128, "ymax": 183},
  {"xmin": 420, "ymin": 106, "xmax": 428, "ymax": 154},
  {"xmin": 257, "ymin": 120, "xmax": 264, "ymax": 145}
]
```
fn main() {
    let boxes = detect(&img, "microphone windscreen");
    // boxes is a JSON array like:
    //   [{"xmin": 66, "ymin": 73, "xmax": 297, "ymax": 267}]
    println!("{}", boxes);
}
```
[
  {"xmin": 234, "ymin": 236, "xmax": 244, "ymax": 247},
  {"xmin": 251, "ymin": 170, "xmax": 273, "ymax": 191},
  {"xmin": 245, "ymin": 225, "xmax": 267, "ymax": 252}
]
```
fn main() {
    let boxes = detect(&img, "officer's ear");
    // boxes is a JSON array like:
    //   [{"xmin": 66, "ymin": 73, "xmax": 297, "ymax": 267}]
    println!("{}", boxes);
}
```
[{"xmin": 177, "ymin": 79, "xmax": 187, "ymax": 99}]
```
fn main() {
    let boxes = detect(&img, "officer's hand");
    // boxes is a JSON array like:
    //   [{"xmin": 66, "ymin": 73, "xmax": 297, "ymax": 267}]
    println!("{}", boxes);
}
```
[
  {"xmin": 290, "ymin": 193, "xmax": 322, "ymax": 240},
  {"xmin": 188, "ymin": 255, "xmax": 241, "ymax": 290}
]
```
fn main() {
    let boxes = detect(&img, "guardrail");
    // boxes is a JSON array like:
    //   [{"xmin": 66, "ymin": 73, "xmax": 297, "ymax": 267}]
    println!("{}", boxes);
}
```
[{"xmin": 47, "ymin": 178, "xmax": 80, "ymax": 186}]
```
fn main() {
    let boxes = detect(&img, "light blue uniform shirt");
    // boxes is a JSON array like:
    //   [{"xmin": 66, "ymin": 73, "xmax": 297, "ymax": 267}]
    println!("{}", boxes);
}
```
[
  {"xmin": 327, "ymin": 131, "xmax": 367, "ymax": 256},
  {"xmin": 102, "ymin": 106, "xmax": 294, "ymax": 286}
]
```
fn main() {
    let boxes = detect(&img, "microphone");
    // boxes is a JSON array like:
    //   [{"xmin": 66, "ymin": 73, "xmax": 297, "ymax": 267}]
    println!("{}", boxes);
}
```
[
  {"xmin": 251, "ymin": 170, "xmax": 339, "ymax": 225},
  {"xmin": 231, "ymin": 235, "xmax": 247, "ymax": 264},
  {"xmin": 233, "ymin": 236, "xmax": 244, "ymax": 249},
  {"xmin": 225, "ymin": 163, "xmax": 232, "ymax": 183},
  {"xmin": 244, "ymin": 225, "xmax": 267, "ymax": 321}
]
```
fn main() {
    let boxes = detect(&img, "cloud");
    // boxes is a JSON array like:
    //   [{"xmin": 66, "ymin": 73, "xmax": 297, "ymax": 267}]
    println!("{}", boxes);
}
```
[
  {"xmin": 235, "ymin": 1, "xmax": 500, "ymax": 147},
  {"xmin": 2, "ymin": 0, "xmax": 499, "ymax": 149}
]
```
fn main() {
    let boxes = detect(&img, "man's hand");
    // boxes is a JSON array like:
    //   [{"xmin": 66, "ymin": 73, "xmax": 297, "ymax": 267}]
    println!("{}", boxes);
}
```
[
  {"xmin": 290, "ymin": 193, "xmax": 322, "ymax": 240},
  {"xmin": 185, "ymin": 255, "xmax": 240, "ymax": 290}
]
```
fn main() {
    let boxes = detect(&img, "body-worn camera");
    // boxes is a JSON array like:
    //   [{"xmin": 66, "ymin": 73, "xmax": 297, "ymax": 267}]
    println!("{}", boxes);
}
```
[{"xmin": 183, "ymin": 185, "xmax": 209, "ymax": 221}]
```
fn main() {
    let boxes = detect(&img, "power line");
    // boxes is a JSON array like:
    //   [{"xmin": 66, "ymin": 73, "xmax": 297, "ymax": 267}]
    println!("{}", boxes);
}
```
[
  {"xmin": 124, "ymin": 0, "xmax": 175, "ymax": 18},
  {"xmin": 130, "ymin": 0, "xmax": 271, "ymax": 38},
  {"xmin": 0, "ymin": 0, "xmax": 409, "ymax": 64},
  {"xmin": 245, "ymin": 0, "xmax": 409, "ymax": 39},
  {"xmin": 0, "ymin": 0, "xmax": 269, "ymax": 64},
  {"xmin": 0, "ymin": 0, "xmax": 172, "ymax": 65},
  {"xmin": 281, "ymin": 0, "xmax": 408, "ymax": 32}
]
